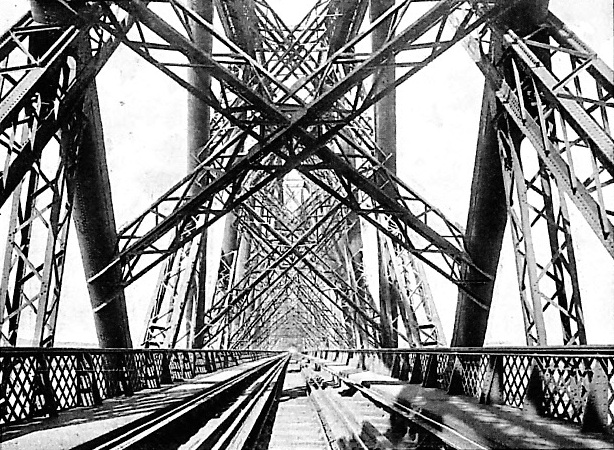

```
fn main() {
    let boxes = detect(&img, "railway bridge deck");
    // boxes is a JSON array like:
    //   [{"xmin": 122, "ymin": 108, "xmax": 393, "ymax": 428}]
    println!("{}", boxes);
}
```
[
  {"xmin": 1, "ymin": 0, "xmax": 613, "ymax": 448},
  {"xmin": 2, "ymin": 347, "xmax": 613, "ymax": 449}
]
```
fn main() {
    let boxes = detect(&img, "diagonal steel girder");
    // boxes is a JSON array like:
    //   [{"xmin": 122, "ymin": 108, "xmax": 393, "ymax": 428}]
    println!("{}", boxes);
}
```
[
  {"xmin": 228, "ymin": 280, "xmax": 354, "ymax": 350},
  {"xmin": 192, "ymin": 200, "xmax": 349, "ymax": 344},
  {"xmin": 238, "ymin": 201, "xmax": 382, "ymax": 325},
  {"xmin": 456, "ymin": 13, "xmax": 614, "ymax": 258},
  {"xmin": 205, "ymin": 188, "xmax": 366, "ymax": 341},
  {"xmin": 240, "ymin": 197, "xmax": 378, "ymax": 318},
  {"xmin": 0, "ymin": 9, "xmax": 135, "ymax": 206},
  {"xmin": 199, "ymin": 196, "xmax": 382, "ymax": 348},
  {"xmin": 233, "ymin": 201, "xmax": 382, "ymax": 329},
  {"xmin": 87, "ymin": 0, "xmax": 507, "ymax": 302}
]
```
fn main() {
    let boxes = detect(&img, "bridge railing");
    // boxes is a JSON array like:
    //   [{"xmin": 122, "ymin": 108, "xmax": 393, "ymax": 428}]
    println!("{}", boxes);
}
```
[
  {"xmin": 0, "ymin": 347, "xmax": 278, "ymax": 426},
  {"xmin": 309, "ymin": 347, "xmax": 614, "ymax": 434}
]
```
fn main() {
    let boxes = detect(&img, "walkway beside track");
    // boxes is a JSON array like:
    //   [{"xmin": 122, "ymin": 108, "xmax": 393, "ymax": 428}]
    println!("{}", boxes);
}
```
[
  {"xmin": 307, "ymin": 355, "xmax": 614, "ymax": 449},
  {"xmin": 1, "ymin": 356, "xmax": 279, "ymax": 449}
]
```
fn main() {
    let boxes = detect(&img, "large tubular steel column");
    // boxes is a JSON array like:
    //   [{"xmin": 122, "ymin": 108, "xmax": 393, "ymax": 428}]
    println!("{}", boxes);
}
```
[
  {"xmin": 371, "ymin": 0, "xmax": 399, "ymax": 348},
  {"xmin": 451, "ymin": 79, "xmax": 507, "ymax": 347},
  {"xmin": 71, "ymin": 71, "xmax": 132, "ymax": 348},
  {"xmin": 218, "ymin": 212, "xmax": 240, "ymax": 347},
  {"xmin": 452, "ymin": 0, "xmax": 550, "ymax": 347},
  {"xmin": 188, "ymin": 0, "xmax": 213, "ymax": 349},
  {"xmin": 71, "ymin": 81, "xmax": 132, "ymax": 348}
]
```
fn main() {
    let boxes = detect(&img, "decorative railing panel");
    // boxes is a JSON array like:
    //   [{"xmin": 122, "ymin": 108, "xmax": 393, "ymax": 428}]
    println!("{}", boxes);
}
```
[
  {"xmin": 0, "ymin": 348, "xmax": 276, "ymax": 426},
  {"xmin": 310, "ymin": 347, "xmax": 614, "ymax": 434}
]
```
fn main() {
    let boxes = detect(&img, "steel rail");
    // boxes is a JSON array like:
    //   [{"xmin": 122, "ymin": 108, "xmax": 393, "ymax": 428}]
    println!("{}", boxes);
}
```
[
  {"xmin": 179, "ymin": 354, "xmax": 289, "ymax": 449},
  {"xmin": 312, "ymin": 363, "xmax": 488, "ymax": 450},
  {"xmin": 302, "ymin": 367, "xmax": 383, "ymax": 450},
  {"xmin": 300, "ymin": 362, "xmax": 457, "ymax": 449},
  {"xmin": 81, "ymin": 354, "xmax": 286, "ymax": 450}
]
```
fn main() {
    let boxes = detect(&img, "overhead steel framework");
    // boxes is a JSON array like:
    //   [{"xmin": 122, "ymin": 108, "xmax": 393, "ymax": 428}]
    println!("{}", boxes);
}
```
[{"xmin": 0, "ymin": 0, "xmax": 611, "ymax": 351}]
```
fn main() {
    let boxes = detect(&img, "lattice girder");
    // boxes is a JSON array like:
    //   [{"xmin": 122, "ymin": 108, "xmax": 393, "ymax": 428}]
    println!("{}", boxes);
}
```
[
  {"xmin": 1, "ymin": 0, "xmax": 611, "ymax": 350},
  {"xmin": 81, "ymin": 0, "xmax": 500, "ymax": 303}
]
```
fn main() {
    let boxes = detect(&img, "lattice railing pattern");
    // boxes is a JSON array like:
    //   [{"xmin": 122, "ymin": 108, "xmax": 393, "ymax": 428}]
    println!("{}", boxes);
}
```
[
  {"xmin": 539, "ymin": 356, "xmax": 589, "ymax": 424},
  {"xmin": 502, "ymin": 354, "xmax": 532, "ymax": 408},
  {"xmin": 0, "ymin": 348, "xmax": 276, "ymax": 426},
  {"xmin": 458, "ymin": 354, "xmax": 486, "ymax": 398},
  {"xmin": 418, "ymin": 353, "xmax": 430, "ymax": 381},
  {"xmin": 436, "ymin": 354, "xmax": 455, "ymax": 390},
  {"xmin": 312, "ymin": 348, "xmax": 614, "ymax": 433}
]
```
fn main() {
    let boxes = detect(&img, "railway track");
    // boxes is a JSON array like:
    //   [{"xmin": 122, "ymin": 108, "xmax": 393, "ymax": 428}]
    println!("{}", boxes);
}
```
[
  {"xmin": 77, "ymin": 354, "xmax": 475, "ymax": 449},
  {"xmin": 258, "ymin": 360, "xmax": 452, "ymax": 450},
  {"xmin": 77, "ymin": 355, "xmax": 287, "ymax": 450}
]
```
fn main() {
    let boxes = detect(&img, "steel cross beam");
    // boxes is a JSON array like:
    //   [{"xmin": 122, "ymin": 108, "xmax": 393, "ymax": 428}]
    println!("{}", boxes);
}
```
[
  {"xmin": 237, "ymin": 201, "xmax": 383, "ymax": 330},
  {"xmin": 85, "ymin": 0, "xmax": 504, "ymax": 308},
  {"xmin": 452, "ymin": 11, "xmax": 612, "ymax": 344},
  {"xmin": 234, "ymin": 200, "xmax": 382, "ymax": 326},
  {"xmin": 245, "ymin": 200, "xmax": 376, "ymax": 325},
  {"xmin": 229, "ymin": 281, "xmax": 354, "ymax": 350},
  {"xmin": 134, "ymin": 0, "xmax": 462, "ymax": 348},
  {"xmin": 195, "ymin": 191, "xmax": 384, "ymax": 349},
  {"xmin": 243, "ymin": 192, "xmax": 365, "ymax": 292},
  {"xmin": 458, "ymin": 12, "xmax": 614, "ymax": 258},
  {"xmin": 0, "ymin": 8, "xmax": 134, "ymax": 206},
  {"xmin": 243, "ymin": 190, "xmax": 371, "ymax": 287},
  {"xmin": 0, "ymin": 103, "xmax": 79, "ymax": 346},
  {"xmin": 496, "ymin": 121, "xmax": 586, "ymax": 345},
  {"xmin": 212, "ymin": 189, "xmax": 344, "ymax": 303},
  {"xmin": 191, "ymin": 200, "xmax": 349, "ymax": 345}
]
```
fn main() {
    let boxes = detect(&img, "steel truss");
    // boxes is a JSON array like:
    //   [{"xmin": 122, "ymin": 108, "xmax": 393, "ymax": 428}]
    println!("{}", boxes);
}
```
[
  {"xmin": 0, "ymin": 11, "xmax": 129, "ymax": 345},
  {"xmin": 83, "ymin": 0, "xmax": 494, "ymax": 292},
  {"xmin": 0, "ymin": 0, "xmax": 611, "ymax": 348},
  {"xmin": 453, "ymin": 10, "xmax": 612, "ymax": 344},
  {"xmin": 136, "ymin": 0, "xmax": 462, "ymax": 349}
]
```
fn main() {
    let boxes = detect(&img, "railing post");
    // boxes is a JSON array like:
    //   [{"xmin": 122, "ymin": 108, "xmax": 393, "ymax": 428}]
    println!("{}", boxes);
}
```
[
  {"xmin": 391, "ymin": 352, "xmax": 401, "ymax": 378},
  {"xmin": 190, "ymin": 351, "xmax": 197, "ymax": 377},
  {"xmin": 77, "ymin": 353, "xmax": 102, "ymax": 406},
  {"xmin": 480, "ymin": 355, "xmax": 504, "ymax": 405},
  {"xmin": 582, "ymin": 358, "xmax": 610, "ymax": 433},
  {"xmin": 523, "ymin": 359, "xmax": 545, "ymax": 416},
  {"xmin": 447, "ymin": 356, "xmax": 465, "ymax": 395},
  {"xmin": 398, "ymin": 353, "xmax": 410, "ymax": 381},
  {"xmin": 120, "ymin": 353, "xmax": 134, "ymax": 397},
  {"xmin": 409, "ymin": 354, "xmax": 423, "ymax": 383},
  {"xmin": 423, "ymin": 354, "xmax": 439, "ymax": 388},
  {"xmin": 159, "ymin": 352, "xmax": 173, "ymax": 384},
  {"xmin": 33, "ymin": 354, "xmax": 57, "ymax": 418}
]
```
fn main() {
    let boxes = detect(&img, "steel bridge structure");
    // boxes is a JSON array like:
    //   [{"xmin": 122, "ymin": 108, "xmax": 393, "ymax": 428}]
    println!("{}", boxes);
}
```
[{"xmin": 0, "ymin": 0, "xmax": 613, "ymax": 445}]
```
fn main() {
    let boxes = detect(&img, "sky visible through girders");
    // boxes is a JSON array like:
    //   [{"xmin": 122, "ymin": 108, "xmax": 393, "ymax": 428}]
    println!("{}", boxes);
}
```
[{"xmin": 0, "ymin": 1, "xmax": 612, "ymax": 346}]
